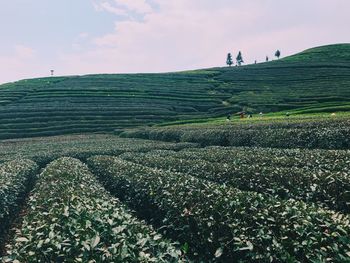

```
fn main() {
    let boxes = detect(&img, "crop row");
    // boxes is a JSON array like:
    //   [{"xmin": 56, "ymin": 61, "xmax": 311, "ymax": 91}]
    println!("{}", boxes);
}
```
[
  {"xmin": 120, "ymin": 118, "xmax": 350, "ymax": 149},
  {"xmin": 0, "ymin": 71, "xmax": 228, "ymax": 140},
  {"xmin": 0, "ymin": 160, "xmax": 38, "ymax": 251},
  {"xmin": 120, "ymin": 150, "xmax": 350, "ymax": 213},
  {"xmin": 181, "ymin": 147, "xmax": 350, "ymax": 170},
  {"xmin": 0, "ymin": 135, "xmax": 197, "ymax": 166},
  {"xmin": 88, "ymin": 156, "xmax": 350, "ymax": 262},
  {"xmin": 2, "ymin": 157, "xmax": 183, "ymax": 262},
  {"xmin": 125, "ymin": 146, "xmax": 350, "ymax": 171}
]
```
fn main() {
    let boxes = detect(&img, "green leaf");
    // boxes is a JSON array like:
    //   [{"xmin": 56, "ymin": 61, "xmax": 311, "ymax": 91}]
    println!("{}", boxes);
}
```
[
  {"xmin": 153, "ymin": 234, "xmax": 162, "ymax": 241},
  {"xmin": 239, "ymin": 241, "xmax": 254, "ymax": 251},
  {"xmin": 91, "ymin": 234, "xmax": 100, "ymax": 249},
  {"xmin": 215, "ymin": 247, "xmax": 224, "ymax": 258},
  {"xmin": 63, "ymin": 206, "xmax": 69, "ymax": 217},
  {"xmin": 182, "ymin": 242, "xmax": 189, "ymax": 254},
  {"xmin": 16, "ymin": 237, "xmax": 29, "ymax": 242}
]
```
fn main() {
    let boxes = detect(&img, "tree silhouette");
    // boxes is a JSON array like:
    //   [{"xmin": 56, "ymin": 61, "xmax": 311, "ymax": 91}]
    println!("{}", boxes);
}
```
[
  {"xmin": 266, "ymin": 56, "xmax": 269, "ymax": 62},
  {"xmin": 236, "ymin": 51, "xmax": 244, "ymax": 66},
  {"xmin": 275, "ymin": 50, "xmax": 281, "ymax": 59},
  {"xmin": 226, "ymin": 53, "xmax": 233, "ymax": 67}
]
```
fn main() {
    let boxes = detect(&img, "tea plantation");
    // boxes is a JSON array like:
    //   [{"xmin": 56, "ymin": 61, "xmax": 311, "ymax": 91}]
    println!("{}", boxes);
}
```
[
  {"xmin": 0, "ymin": 44, "xmax": 349, "ymax": 140},
  {"xmin": 0, "ymin": 43, "xmax": 350, "ymax": 262},
  {"xmin": 0, "ymin": 129, "xmax": 349, "ymax": 262},
  {"xmin": 120, "ymin": 115, "xmax": 350, "ymax": 149}
]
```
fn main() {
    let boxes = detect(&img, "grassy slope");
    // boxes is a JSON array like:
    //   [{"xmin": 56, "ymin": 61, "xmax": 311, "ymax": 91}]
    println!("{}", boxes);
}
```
[
  {"xmin": 0, "ymin": 43, "xmax": 349, "ymax": 139},
  {"xmin": 213, "ymin": 43, "xmax": 350, "ymax": 114}
]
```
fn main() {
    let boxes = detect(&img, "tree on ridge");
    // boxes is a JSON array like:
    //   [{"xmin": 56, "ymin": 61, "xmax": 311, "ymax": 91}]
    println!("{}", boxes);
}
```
[
  {"xmin": 236, "ymin": 51, "xmax": 244, "ymax": 66},
  {"xmin": 275, "ymin": 50, "xmax": 281, "ymax": 59},
  {"xmin": 226, "ymin": 53, "xmax": 233, "ymax": 67}
]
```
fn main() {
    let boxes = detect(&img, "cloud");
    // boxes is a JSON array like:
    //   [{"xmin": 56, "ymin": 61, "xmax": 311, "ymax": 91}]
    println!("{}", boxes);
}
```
[
  {"xmin": 94, "ymin": 2, "xmax": 128, "ymax": 16},
  {"xmin": 3, "ymin": 0, "xmax": 349, "ymax": 83},
  {"xmin": 78, "ymin": 0, "xmax": 349, "ymax": 73},
  {"xmin": 61, "ymin": 0, "xmax": 265, "ymax": 74},
  {"xmin": 116, "ymin": 0, "xmax": 153, "ymax": 14},
  {"xmin": 93, "ymin": 0, "xmax": 153, "ymax": 16}
]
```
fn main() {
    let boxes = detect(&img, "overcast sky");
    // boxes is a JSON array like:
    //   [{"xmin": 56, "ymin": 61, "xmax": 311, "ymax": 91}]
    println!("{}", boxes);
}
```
[{"xmin": 0, "ymin": 0, "xmax": 349, "ymax": 84}]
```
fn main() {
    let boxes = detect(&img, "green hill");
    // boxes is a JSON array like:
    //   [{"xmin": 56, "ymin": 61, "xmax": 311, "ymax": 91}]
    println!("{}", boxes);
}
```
[{"xmin": 0, "ymin": 43, "xmax": 349, "ymax": 139}]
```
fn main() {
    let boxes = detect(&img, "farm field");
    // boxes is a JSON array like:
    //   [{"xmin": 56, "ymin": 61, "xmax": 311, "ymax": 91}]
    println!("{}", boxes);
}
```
[
  {"xmin": 0, "ymin": 44, "xmax": 350, "ymax": 262},
  {"xmin": 2, "ymin": 0, "xmax": 350, "ymax": 258},
  {"xmin": 0, "ymin": 44, "xmax": 349, "ymax": 140},
  {"xmin": 121, "ymin": 115, "xmax": 350, "ymax": 149},
  {"xmin": 0, "ymin": 127, "xmax": 349, "ymax": 262},
  {"xmin": 0, "ymin": 134, "xmax": 197, "ymax": 166}
]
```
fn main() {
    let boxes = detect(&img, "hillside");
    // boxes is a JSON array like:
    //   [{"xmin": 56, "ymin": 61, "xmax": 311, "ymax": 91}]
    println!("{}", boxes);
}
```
[{"xmin": 0, "ymin": 43, "xmax": 349, "ymax": 139}]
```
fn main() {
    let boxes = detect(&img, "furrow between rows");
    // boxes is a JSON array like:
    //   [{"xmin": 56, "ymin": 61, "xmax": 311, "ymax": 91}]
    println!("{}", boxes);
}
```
[{"xmin": 87, "ymin": 156, "xmax": 350, "ymax": 262}]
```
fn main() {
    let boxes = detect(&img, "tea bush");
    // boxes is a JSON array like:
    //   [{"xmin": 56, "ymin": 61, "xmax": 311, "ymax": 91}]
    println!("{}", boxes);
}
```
[
  {"xmin": 179, "ymin": 147, "xmax": 350, "ymax": 171},
  {"xmin": 0, "ymin": 134, "xmax": 197, "ymax": 166},
  {"xmin": 3, "ymin": 157, "xmax": 183, "ymax": 262},
  {"xmin": 120, "ymin": 149, "xmax": 350, "ymax": 212},
  {"xmin": 88, "ymin": 156, "xmax": 350, "ymax": 262},
  {"xmin": 120, "ymin": 118, "xmax": 350, "ymax": 149},
  {"xmin": 0, "ymin": 159, "xmax": 38, "ymax": 248}
]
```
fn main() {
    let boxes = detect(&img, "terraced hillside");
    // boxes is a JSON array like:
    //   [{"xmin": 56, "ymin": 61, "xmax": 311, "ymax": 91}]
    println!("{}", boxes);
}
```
[{"xmin": 0, "ymin": 43, "xmax": 349, "ymax": 139}]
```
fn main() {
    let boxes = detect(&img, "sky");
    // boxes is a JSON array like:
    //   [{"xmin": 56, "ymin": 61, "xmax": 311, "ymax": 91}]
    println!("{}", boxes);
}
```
[{"xmin": 0, "ymin": 0, "xmax": 349, "ymax": 84}]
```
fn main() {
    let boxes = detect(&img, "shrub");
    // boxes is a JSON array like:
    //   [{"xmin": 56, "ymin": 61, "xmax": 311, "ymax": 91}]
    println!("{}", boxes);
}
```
[
  {"xmin": 121, "ymin": 118, "xmax": 350, "ymax": 149},
  {"xmin": 3, "ymin": 157, "xmax": 183, "ymax": 262},
  {"xmin": 0, "ymin": 159, "xmax": 38, "ymax": 248},
  {"xmin": 88, "ymin": 156, "xmax": 350, "ymax": 262},
  {"xmin": 120, "ymin": 148, "xmax": 350, "ymax": 212}
]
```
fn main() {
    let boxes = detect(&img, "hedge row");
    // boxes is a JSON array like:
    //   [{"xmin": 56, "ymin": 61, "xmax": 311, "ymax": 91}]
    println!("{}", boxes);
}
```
[
  {"xmin": 88, "ymin": 156, "xmax": 350, "ymax": 262},
  {"xmin": 179, "ymin": 146, "xmax": 350, "ymax": 171},
  {"xmin": 0, "ymin": 135, "xmax": 197, "ymax": 167},
  {"xmin": 120, "ymin": 146, "xmax": 350, "ymax": 171},
  {"xmin": 120, "ymin": 150, "xmax": 350, "ymax": 213},
  {"xmin": 120, "ymin": 119, "xmax": 350, "ymax": 149},
  {"xmin": 0, "ymin": 160, "xmax": 38, "ymax": 250},
  {"xmin": 2, "ymin": 157, "xmax": 183, "ymax": 262}
]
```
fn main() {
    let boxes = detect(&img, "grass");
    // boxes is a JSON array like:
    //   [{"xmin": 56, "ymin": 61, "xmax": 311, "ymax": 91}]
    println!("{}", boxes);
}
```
[
  {"xmin": 154, "ymin": 111, "xmax": 350, "ymax": 127},
  {"xmin": 0, "ymin": 43, "xmax": 349, "ymax": 139}
]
